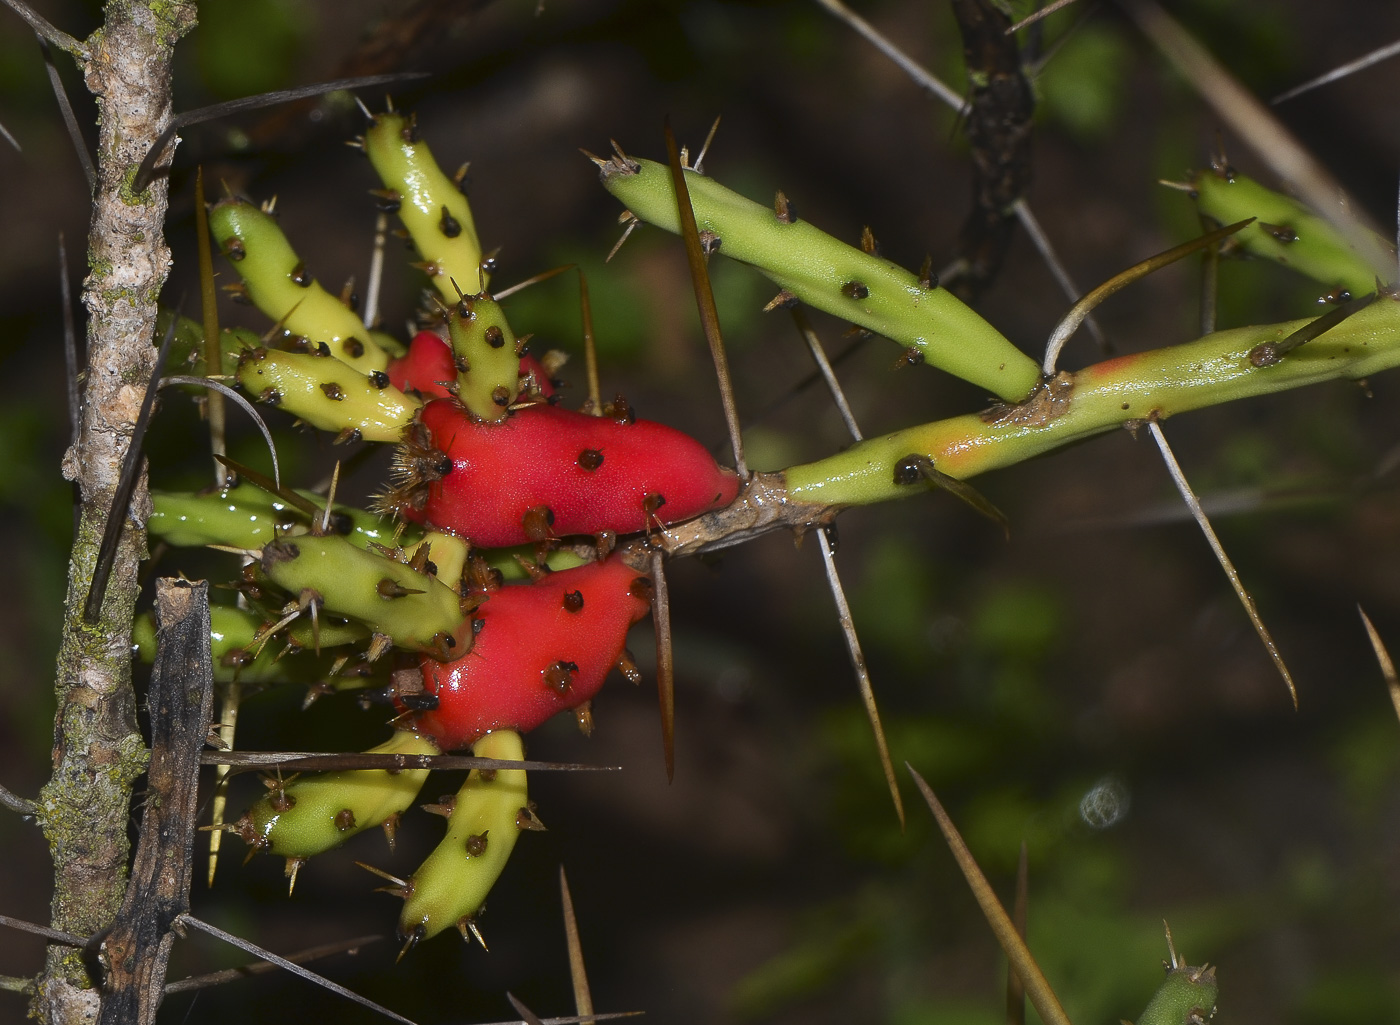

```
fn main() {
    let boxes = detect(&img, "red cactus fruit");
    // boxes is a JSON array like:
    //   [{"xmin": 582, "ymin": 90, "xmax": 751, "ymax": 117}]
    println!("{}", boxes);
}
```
[
  {"xmin": 387, "ymin": 331, "xmax": 457, "ymax": 399},
  {"xmin": 387, "ymin": 331, "xmax": 559, "ymax": 402},
  {"xmin": 385, "ymin": 398, "xmax": 741, "ymax": 546},
  {"xmin": 408, "ymin": 556, "xmax": 653, "ymax": 750}
]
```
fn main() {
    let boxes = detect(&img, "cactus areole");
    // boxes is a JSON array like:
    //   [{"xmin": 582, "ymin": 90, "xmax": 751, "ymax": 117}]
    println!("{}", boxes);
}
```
[
  {"xmin": 408, "ymin": 557, "xmax": 653, "ymax": 750},
  {"xmin": 386, "ymin": 398, "xmax": 741, "ymax": 547}
]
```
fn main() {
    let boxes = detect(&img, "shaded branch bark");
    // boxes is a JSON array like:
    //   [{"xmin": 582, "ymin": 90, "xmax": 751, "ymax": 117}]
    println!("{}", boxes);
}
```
[{"xmin": 34, "ymin": 4, "xmax": 197, "ymax": 1024}]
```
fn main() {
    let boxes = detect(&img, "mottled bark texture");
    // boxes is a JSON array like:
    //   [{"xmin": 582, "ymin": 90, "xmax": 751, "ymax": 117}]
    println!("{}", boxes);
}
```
[{"xmin": 35, "ymin": 4, "xmax": 196, "ymax": 1024}]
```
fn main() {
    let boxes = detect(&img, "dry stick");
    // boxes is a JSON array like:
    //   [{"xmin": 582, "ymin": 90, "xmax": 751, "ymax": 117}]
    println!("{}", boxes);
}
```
[
  {"xmin": 649, "ymin": 550, "xmax": 676, "ymax": 782},
  {"xmin": 164, "ymin": 935, "xmax": 380, "ymax": 994},
  {"xmin": 1, "ymin": 975, "xmax": 31, "ymax": 994},
  {"xmin": 1042, "ymin": 218, "xmax": 1253, "ymax": 375},
  {"xmin": 820, "ymin": 527, "xmax": 905, "ymax": 827},
  {"xmin": 1357, "ymin": 607, "xmax": 1400, "ymax": 726},
  {"xmin": 194, "ymin": 168, "xmax": 227, "ymax": 487},
  {"xmin": 663, "ymin": 121, "xmax": 748, "ymax": 478},
  {"xmin": 37, "ymin": 37, "xmax": 95, "ymax": 194},
  {"xmin": 176, "ymin": 915, "xmax": 418, "ymax": 1025},
  {"xmin": 97, "ymin": 579, "xmax": 214, "ymax": 1025},
  {"xmin": 199, "ymin": 751, "xmax": 617, "ymax": 774},
  {"xmin": 559, "ymin": 867, "xmax": 595, "ymax": 1023},
  {"xmin": 0, "ymin": 915, "xmax": 86, "ymax": 947},
  {"xmin": 579, "ymin": 269, "xmax": 602, "ymax": 414},
  {"xmin": 1119, "ymin": 0, "xmax": 1393, "ymax": 279},
  {"xmin": 0, "ymin": 783, "xmax": 36, "ymax": 816},
  {"xmin": 363, "ymin": 212, "xmax": 388, "ymax": 330},
  {"xmin": 82, "ymin": 311, "xmax": 178, "ymax": 625},
  {"xmin": 1005, "ymin": 840, "xmax": 1028, "ymax": 1025},
  {"xmin": 0, "ymin": 0, "xmax": 87, "ymax": 58},
  {"xmin": 207, "ymin": 675, "xmax": 239, "ymax": 888},
  {"xmin": 814, "ymin": 0, "xmax": 1104, "ymax": 343},
  {"xmin": 1273, "ymin": 38, "xmax": 1400, "ymax": 104},
  {"xmin": 508, "ymin": 993, "xmax": 548, "ymax": 1025},
  {"xmin": 490, "ymin": 263, "xmax": 574, "ymax": 301},
  {"xmin": 131, "ymin": 71, "xmax": 430, "ymax": 194},
  {"xmin": 159, "ymin": 379, "xmax": 281, "ymax": 488},
  {"xmin": 57, "ymin": 233, "xmax": 80, "ymax": 446},
  {"xmin": 791, "ymin": 309, "xmax": 862, "ymax": 442},
  {"xmin": 1006, "ymin": 0, "xmax": 1082, "ymax": 35},
  {"xmin": 0, "ymin": 119, "xmax": 18, "ymax": 152},
  {"xmin": 907, "ymin": 766, "xmax": 1074, "ymax": 1025},
  {"xmin": 1147, "ymin": 420, "xmax": 1297, "ymax": 708}
]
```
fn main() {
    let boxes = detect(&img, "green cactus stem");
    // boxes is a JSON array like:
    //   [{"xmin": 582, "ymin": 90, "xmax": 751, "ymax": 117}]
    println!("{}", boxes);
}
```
[
  {"xmin": 208, "ymin": 198, "xmax": 388, "ymax": 374},
  {"xmin": 1134, "ymin": 964, "xmax": 1218, "ymax": 1025},
  {"xmin": 446, "ymin": 294, "xmax": 521, "ymax": 421},
  {"xmin": 786, "ymin": 293, "xmax": 1400, "ymax": 508},
  {"xmin": 237, "ymin": 346, "xmax": 419, "ymax": 443},
  {"xmin": 149, "ymin": 482, "xmax": 407, "ymax": 550},
  {"xmin": 259, "ymin": 534, "xmax": 466, "ymax": 657},
  {"xmin": 1191, "ymin": 168, "xmax": 1389, "ymax": 297},
  {"xmin": 397, "ymin": 729, "xmax": 529, "ymax": 944},
  {"xmin": 364, "ymin": 111, "xmax": 487, "ymax": 302},
  {"xmin": 132, "ymin": 605, "xmax": 369, "ymax": 685},
  {"xmin": 233, "ymin": 730, "xmax": 437, "ymax": 860},
  {"xmin": 597, "ymin": 152, "xmax": 1043, "ymax": 402}
]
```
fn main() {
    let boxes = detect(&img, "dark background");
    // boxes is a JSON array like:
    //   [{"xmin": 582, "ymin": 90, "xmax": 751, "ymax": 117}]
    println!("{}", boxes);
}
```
[{"xmin": 3, "ymin": 1, "xmax": 1400, "ymax": 1022}]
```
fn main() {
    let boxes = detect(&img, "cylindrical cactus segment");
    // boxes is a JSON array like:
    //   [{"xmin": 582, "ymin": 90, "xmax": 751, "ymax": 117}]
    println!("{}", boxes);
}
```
[
  {"xmin": 133, "ymin": 605, "xmax": 369, "ymax": 684},
  {"xmin": 446, "ymin": 295, "xmax": 520, "ymax": 421},
  {"xmin": 364, "ymin": 112, "xmax": 486, "ymax": 302},
  {"xmin": 237, "ymin": 346, "xmax": 420, "ymax": 443},
  {"xmin": 398, "ymin": 729, "xmax": 528, "ymax": 942},
  {"xmin": 411, "ymin": 556, "xmax": 653, "ymax": 751},
  {"xmin": 384, "ymin": 400, "xmax": 741, "ymax": 547},
  {"xmin": 597, "ymin": 154, "xmax": 1042, "ymax": 403},
  {"xmin": 208, "ymin": 198, "xmax": 389, "ymax": 374},
  {"xmin": 149, "ymin": 482, "xmax": 407, "ymax": 550},
  {"xmin": 233, "ymin": 730, "xmax": 438, "ymax": 859},
  {"xmin": 1135, "ymin": 964, "xmax": 1218, "ymax": 1025},
  {"xmin": 260, "ymin": 535, "xmax": 467, "ymax": 657},
  {"xmin": 1191, "ymin": 169, "xmax": 1388, "ymax": 297}
]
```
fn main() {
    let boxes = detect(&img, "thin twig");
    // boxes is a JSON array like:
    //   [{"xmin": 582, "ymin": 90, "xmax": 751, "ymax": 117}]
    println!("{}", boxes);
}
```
[
  {"xmin": 132, "ymin": 71, "xmax": 431, "ymax": 194},
  {"xmin": 177, "ymin": 914, "xmax": 418, "ymax": 1025},
  {"xmin": 1043, "ymin": 219, "xmax": 1252, "ymax": 374},
  {"xmin": 199, "ymin": 751, "xmax": 619, "ymax": 773},
  {"xmin": 162, "ymin": 378, "xmax": 281, "ymax": 489},
  {"xmin": 1, "ymin": 0, "xmax": 88, "ymax": 58},
  {"xmin": 663, "ymin": 121, "xmax": 747, "ymax": 477},
  {"xmin": 0, "ymin": 119, "xmax": 18, "ymax": 152},
  {"xmin": 1006, "ymin": 0, "xmax": 1081, "ymax": 35},
  {"xmin": 0, "ymin": 782, "xmax": 36, "ymax": 817},
  {"xmin": 0, "ymin": 974, "xmax": 31, "ymax": 993},
  {"xmin": 1273, "ymin": 38, "xmax": 1400, "ymax": 104},
  {"xmin": 812, "ymin": 0, "xmax": 963, "ymax": 108},
  {"xmin": 363, "ymin": 212, "xmax": 388, "ymax": 330},
  {"xmin": 560, "ymin": 867, "xmax": 595, "ymax": 1022},
  {"xmin": 37, "ymin": 36, "xmax": 95, "ymax": 192},
  {"xmin": 164, "ymin": 935, "xmax": 381, "ymax": 994},
  {"xmin": 909, "ymin": 766, "xmax": 1074, "ymax": 1025},
  {"xmin": 84, "ymin": 310, "xmax": 179, "ymax": 624},
  {"xmin": 791, "ymin": 309, "xmax": 862, "ymax": 442},
  {"xmin": 195, "ymin": 168, "xmax": 227, "ymax": 486},
  {"xmin": 649, "ymin": 550, "xmax": 676, "ymax": 782},
  {"xmin": 580, "ymin": 268, "xmax": 601, "ymax": 414},
  {"xmin": 820, "ymin": 527, "xmax": 904, "ymax": 827},
  {"xmin": 1011, "ymin": 200, "xmax": 1106, "ymax": 353},
  {"xmin": 508, "ymin": 993, "xmax": 548, "ymax": 1025},
  {"xmin": 1358, "ymin": 607, "xmax": 1400, "ymax": 727},
  {"xmin": 0, "ymin": 914, "xmax": 86, "ymax": 948},
  {"xmin": 207, "ymin": 678, "xmax": 240, "ymax": 888},
  {"xmin": 1147, "ymin": 420, "xmax": 1297, "ymax": 708},
  {"xmin": 58, "ymin": 232, "xmax": 81, "ymax": 446},
  {"xmin": 1006, "ymin": 840, "xmax": 1028, "ymax": 1025}
]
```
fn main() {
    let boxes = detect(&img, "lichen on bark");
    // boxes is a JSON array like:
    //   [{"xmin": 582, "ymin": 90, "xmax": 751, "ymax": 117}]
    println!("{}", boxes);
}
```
[{"xmin": 34, "ymin": 3, "xmax": 196, "ymax": 1023}]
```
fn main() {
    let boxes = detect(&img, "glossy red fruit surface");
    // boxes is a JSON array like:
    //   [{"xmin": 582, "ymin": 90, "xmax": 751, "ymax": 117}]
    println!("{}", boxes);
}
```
[
  {"xmin": 410, "ymin": 557, "xmax": 652, "ymax": 750},
  {"xmin": 401, "ymin": 399, "xmax": 740, "ymax": 546}
]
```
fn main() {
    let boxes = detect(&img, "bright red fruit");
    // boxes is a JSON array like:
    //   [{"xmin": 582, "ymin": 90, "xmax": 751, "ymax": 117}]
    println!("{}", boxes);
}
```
[
  {"xmin": 410, "ymin": 557, "xmax": 652, "ymax": 750},
  {"xmin": 392, "ymin": 399, "xmax": 740, "ymax": 547}
]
